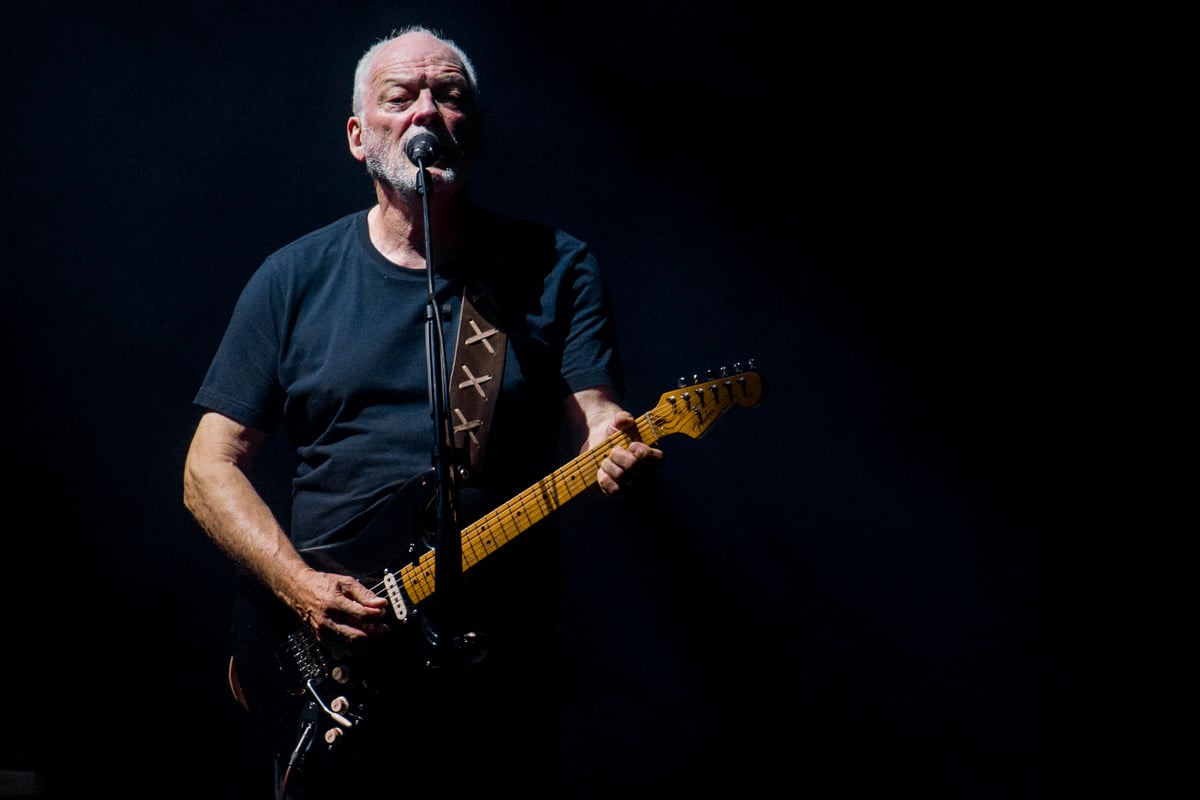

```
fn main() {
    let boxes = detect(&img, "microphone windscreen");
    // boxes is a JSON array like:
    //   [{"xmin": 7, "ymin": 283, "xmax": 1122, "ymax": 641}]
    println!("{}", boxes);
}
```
[{"xmin": 405, "ymin": 132, "xmax": 442, "ymax": 166}]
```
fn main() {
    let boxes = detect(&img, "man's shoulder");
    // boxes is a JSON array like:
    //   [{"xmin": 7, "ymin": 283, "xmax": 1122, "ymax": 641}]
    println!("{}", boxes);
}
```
[
  {"xmin": 264, "ymin": 209, "xmax": 367, "ymax": 264},
  {"xmin": 477, "ymin": 208, "xmax": 590, "ymax": 264}
]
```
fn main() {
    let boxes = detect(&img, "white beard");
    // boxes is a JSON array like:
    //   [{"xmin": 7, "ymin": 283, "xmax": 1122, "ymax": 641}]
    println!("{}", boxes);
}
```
[{"xmin": 362, "ymin": 126, "xmax": 462, "ymax": 197}]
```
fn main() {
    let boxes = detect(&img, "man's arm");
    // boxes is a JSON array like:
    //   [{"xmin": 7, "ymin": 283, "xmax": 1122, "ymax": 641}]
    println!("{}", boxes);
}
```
[{"xmin": 182, "ymin": 411, "xmax": 386, "ymax": 641}]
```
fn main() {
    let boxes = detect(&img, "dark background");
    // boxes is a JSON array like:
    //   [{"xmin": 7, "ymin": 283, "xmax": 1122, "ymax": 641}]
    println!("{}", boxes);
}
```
[{"xmin": 1, "ymin": 2, "xmax": 1189, "ymax": 798}]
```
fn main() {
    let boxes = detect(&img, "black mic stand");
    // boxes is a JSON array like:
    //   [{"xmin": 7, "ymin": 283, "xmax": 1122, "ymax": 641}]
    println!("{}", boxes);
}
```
[{"xmin": 412, "ymin": 147, "xmax": 466, "ymax": 670}]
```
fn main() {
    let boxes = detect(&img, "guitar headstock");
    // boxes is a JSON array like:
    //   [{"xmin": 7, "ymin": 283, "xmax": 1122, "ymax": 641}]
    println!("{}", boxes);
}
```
[{"xmin": 648, "ymin": 360, "xmax": 765, "ymax": 440}]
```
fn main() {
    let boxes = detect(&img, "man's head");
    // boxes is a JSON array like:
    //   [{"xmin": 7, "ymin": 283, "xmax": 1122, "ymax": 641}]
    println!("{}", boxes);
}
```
[{"xmin": 347, "ymin": 27, "xmax": 482, "ymax": 197}]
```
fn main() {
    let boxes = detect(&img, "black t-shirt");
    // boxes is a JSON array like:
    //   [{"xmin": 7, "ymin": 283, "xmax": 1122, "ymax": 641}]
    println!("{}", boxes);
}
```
[{"xmin": 195, "ymin": 206, "xmax": 620, "ymax": 558}]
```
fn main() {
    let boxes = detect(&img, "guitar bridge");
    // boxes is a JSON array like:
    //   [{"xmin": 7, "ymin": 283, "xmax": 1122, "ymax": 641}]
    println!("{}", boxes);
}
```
[{"xmin": 283, "ymin": 628, "xmax": 330, "ymax": 684}]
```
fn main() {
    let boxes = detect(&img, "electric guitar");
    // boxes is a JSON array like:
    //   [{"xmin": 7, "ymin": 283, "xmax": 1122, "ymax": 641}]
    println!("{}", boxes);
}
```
[{"xmin": 229, "ymin": 364, "xmax": 765, "ymax": 770}]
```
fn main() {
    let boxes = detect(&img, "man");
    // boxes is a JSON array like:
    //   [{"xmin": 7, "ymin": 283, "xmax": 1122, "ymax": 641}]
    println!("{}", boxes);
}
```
[{"xmin": 183, "ymin": 26, "xmax": 662, "ymax": 798}]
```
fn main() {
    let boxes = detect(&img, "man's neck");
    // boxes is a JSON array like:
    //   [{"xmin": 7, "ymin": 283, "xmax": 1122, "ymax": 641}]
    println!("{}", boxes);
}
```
[{"xmin": 367, "ymin": 186, "xmax": 472, "ymax": 271}]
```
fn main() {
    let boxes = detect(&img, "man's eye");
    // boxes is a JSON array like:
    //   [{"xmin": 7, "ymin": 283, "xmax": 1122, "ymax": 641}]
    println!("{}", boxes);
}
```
[{"xmin": 435, "ymin": 91, "xmax": 466, "ymax": 109}]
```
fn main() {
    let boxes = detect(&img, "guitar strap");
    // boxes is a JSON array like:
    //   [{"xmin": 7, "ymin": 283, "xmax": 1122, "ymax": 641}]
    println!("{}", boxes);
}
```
[{"xmin": 447, "ymin": 283, "xmax": 507, "ymax": 477}]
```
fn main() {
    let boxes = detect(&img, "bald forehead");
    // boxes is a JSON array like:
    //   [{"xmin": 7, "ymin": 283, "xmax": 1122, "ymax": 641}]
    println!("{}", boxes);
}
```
[{"xmin": 368, "ymin": 33, "xmax": 470, "ymax": 87}]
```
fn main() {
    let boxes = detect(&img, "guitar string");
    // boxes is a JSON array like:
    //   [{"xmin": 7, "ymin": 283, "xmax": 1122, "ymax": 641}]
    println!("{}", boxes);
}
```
[
  {"xmin": 358, "ymin": 372, "xmax": 752, "ymax": 600},
  {"xmin": 353, "ymin": 369, "xmax": 759, "ymax": 605},
  {"xmin": 358, "ymin": 415, "xmax": 656, "ymax": 604},
  {"xmin": 336, "ymin": 373, "xmax": 752, "ymax": 601}
]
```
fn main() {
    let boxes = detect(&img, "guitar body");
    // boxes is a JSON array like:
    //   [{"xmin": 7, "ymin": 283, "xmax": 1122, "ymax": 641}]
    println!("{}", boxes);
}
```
[
  {"xmin": 226, "ymin": 365, "xmax": 766, "ymax": 774},
  {"xmin": 229, "ymin": 470, "xmax": 491, "ymax": 769}
]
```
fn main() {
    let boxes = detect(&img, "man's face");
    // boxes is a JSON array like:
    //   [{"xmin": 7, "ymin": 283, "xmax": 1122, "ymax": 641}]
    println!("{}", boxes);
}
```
[{"xmin": 352, "ymin": 33, "xmax": 479, "ymax": 195}]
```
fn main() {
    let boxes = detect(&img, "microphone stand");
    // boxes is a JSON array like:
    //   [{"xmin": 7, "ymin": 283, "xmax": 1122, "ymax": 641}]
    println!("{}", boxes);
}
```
[{"xmin": 412, "ymin": 147, "xmax": 465, "ymax": 670}]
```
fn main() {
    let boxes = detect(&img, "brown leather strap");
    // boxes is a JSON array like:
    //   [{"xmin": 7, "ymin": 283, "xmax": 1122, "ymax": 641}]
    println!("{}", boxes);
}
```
[{"xmin": 447, "ymin": 286, "xmax": 506, "ymax": 476}]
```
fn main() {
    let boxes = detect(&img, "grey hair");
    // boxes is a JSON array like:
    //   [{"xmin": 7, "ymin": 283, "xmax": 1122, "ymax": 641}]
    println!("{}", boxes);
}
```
[{"xmin": 351, "ymin": 26, "xmax": 479, "ymax": 116}]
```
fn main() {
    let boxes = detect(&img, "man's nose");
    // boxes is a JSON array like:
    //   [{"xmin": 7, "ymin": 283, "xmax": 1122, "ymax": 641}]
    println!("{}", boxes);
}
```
[{"xmin": 411, "ymin": 89, "xmax": 439, "ymax": 124}]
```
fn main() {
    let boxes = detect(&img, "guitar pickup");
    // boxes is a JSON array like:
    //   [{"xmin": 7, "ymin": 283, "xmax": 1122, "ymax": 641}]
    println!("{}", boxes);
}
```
[{"xmin": 382, "ymin": 570, "xmax": 409, "ymax": 622}]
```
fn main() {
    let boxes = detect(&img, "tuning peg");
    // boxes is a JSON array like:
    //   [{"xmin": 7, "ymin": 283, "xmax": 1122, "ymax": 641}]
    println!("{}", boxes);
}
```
[{"xmin": 676, "ymin": 376, "xmax": 688, "ymax": 388}]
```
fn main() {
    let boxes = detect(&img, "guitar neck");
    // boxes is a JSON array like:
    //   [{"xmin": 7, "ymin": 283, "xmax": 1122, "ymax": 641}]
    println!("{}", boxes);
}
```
[
  {"xmin": 394, "ymin": 367, "xmax": 763, "ymax": 605},
  {"xmin": 398, "ymin": 414, "xmax": 659, "ymax": 604}
]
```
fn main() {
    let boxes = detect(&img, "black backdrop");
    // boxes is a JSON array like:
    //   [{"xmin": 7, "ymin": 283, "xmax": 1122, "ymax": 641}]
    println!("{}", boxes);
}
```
[{"xmin": 1, "ymin": 2, "xmax": 1189, "ymax": 798}]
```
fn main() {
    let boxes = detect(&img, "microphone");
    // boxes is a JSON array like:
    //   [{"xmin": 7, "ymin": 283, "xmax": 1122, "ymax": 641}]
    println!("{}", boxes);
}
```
[{"xmin": 405, "ymin": 132, "xmax": 442, "ymax": 166}]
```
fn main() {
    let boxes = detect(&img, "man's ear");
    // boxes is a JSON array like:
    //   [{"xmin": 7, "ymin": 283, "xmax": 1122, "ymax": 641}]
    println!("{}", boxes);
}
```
[{"xmin": 347, "ymin": 116, "xmax": 365, "ymax": 161}]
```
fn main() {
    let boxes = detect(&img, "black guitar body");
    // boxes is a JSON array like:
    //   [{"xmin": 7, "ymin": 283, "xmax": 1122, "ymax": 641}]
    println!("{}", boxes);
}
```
[{"xmin": 229, "ymin": 469, "xmax": 489, "ymax": 771}]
